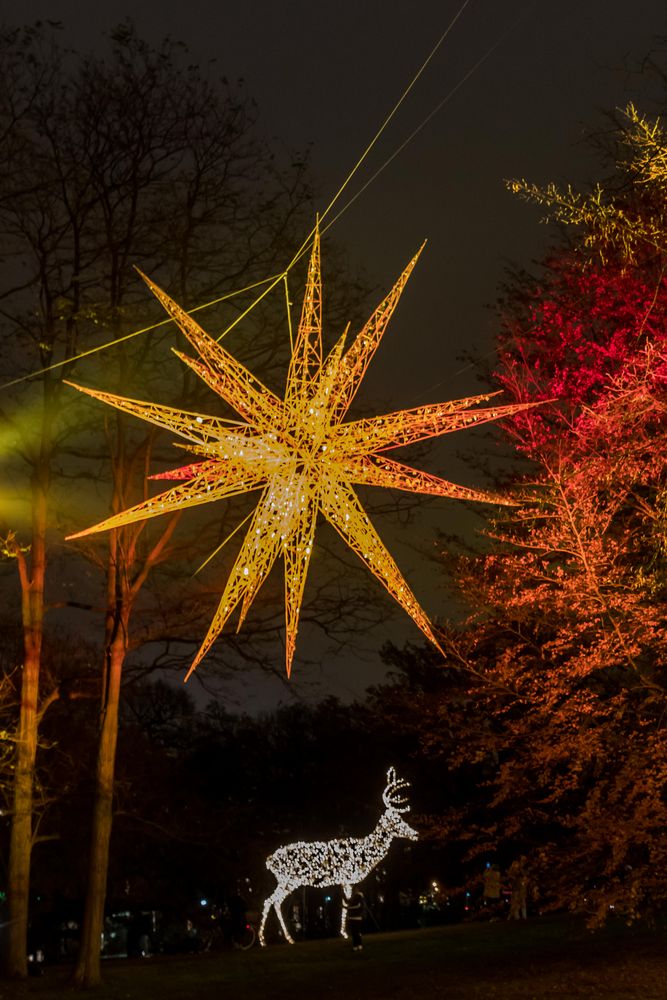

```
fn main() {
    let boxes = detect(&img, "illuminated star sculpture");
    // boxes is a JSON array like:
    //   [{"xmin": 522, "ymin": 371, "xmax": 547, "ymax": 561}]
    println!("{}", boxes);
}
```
[{"xmin": 67, "ymin": 227, "xmax": 534, "ymax": 678}]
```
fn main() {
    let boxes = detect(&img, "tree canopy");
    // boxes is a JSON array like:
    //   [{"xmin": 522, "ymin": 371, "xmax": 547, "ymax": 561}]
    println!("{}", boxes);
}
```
[{"xmin": 382, "ymin": 102, "xmax": 667, "ymax": 925}]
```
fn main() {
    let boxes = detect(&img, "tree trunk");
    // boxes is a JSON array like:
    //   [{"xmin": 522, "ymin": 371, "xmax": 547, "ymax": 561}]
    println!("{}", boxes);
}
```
[
  {"xmin": 70, "ymin": 429, "xmax": 174, "ymax": 987},
  {"xmin": 71, "ymin": 623, "xmax": 126, "ymax": 989},
  {"xmin": 6, "ymin": 598, "xmax": 41, "ymax": 978},
  {"xmin": 5, "ymin": 466, "xmax": 48, "ymax": 978}
]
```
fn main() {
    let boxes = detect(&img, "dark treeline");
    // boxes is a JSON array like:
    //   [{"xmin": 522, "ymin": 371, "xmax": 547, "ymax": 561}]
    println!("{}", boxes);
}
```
[{"xmin": 0, "ymin": 657, "xmax": 457, "ymax": 956}]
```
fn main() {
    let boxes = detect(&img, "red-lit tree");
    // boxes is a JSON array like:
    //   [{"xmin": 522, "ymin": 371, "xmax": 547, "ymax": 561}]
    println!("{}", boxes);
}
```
[{"xmin": 399, "ymin": 105, "xmax": 667, "ymax": 923}]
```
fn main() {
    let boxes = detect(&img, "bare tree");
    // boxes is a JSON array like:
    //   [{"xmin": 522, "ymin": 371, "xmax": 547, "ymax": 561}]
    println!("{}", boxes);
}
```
[{"xmin": 0, "ymin": 21, "xmax": 313, "ymax": 982}]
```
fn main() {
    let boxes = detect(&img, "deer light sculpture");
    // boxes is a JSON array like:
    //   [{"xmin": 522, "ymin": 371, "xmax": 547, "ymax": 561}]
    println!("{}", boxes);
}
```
[{"xmin": 258, "ymin": 767, "xmax": 417, "ymax": 945}]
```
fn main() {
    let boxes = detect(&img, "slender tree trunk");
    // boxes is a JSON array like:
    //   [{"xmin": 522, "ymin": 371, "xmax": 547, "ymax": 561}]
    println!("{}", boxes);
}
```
[
  {"xmin": 5, "ymin": 464, "xmax": 48, "ymax": 978},
  {"xmin": 71, "ymin": 622, "xmax": 127, "ymax": 989},
  {"xmin": 6, "ymin": 595, "xmax": 41, "ymax": 978},
  {"xmin": 70, "ymin": 429, "xmax": 177, "ymax": 987}
]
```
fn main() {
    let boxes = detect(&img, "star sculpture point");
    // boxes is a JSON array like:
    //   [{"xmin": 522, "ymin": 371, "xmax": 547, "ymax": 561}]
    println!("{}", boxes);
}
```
[{"xmin": 66, "ymin": 228, "xmax": 537, "ymax": 679}]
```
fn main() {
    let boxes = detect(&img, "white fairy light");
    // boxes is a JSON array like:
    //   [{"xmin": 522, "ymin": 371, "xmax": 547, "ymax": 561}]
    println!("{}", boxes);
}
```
[{"xmin": 258, "ymin": 767, "xmax": 417, "ymax": 946}]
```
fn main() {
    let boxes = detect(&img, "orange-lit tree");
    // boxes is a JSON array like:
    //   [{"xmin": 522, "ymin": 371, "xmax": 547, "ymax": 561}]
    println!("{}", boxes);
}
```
[{"xmin": 399, "ymin": 104, "xmax": 667, "ymax": 923}]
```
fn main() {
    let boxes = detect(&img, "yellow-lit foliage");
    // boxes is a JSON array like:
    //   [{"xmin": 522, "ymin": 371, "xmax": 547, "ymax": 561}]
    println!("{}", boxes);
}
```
[
  {"xmin": 507, "ymin": 104, "xmax": 667, "ymax": 262},
  {"xmin": 66, "ymin": 229, "xmax": 535, "ymax": 678}
]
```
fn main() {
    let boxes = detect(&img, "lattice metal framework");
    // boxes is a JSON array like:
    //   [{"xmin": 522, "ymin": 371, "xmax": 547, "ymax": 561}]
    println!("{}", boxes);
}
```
[{"xmin": 66, "ymin": 228, "xmax": 537, "ymax": 678}]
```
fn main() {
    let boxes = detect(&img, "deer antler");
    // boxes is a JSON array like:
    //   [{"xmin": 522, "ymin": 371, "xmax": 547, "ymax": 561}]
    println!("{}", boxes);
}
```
[{"xmin": 383, "ymin": 766, "xmax": 411, "ymax": 813}]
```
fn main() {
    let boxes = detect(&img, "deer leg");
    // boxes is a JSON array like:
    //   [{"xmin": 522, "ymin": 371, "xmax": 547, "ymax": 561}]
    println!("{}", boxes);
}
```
[
  {"xmin": 259, "ymin": 882, "xmax": 296, "ymax": 946},
  {"xmin": 273, "ymin": 885, "xmax": 295, "ymax": 944},
  {"xmin": 340, "ymin": 884, "xmax": 353, "ymax": 938},
  {"xmin": 259, "ymin": 884, "xmax": 294, "ymax": 946},
  {"xmin": 260, "ymin": 882, "xmax": 295, "ymax": 945},
  {"xmin": 258, "ymin": 891, "xmax": 274, "ymax": 947}
]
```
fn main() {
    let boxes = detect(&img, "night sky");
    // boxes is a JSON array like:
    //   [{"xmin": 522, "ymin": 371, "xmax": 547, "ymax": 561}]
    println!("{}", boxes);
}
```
[{"xmin": 8, "ymin": 0, "xmax": 667, "ymax": 710}]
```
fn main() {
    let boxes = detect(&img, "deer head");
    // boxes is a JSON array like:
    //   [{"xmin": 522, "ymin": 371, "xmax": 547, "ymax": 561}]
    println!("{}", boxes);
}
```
[{"xmin": 381, "ymin": 766, "xmax": 418, "ymax": 840}]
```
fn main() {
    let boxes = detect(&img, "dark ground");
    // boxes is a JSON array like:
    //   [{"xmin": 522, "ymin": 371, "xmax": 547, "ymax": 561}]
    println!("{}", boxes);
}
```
[{"xmin": 0, "ymin": 915, "xmax": 665, "ymax": 999}]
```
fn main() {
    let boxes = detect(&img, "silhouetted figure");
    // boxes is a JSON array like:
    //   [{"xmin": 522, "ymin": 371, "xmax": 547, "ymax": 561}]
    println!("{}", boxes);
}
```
[
  {"xmin": 508, "ymin": 859, "xmax": 529, "ymax": 920},
  {"xmin": 347, "ymin": 891, "xmax": 364, "ymax": 952},
  {"xmin": 482, "ymin": 864, "xmax": 502, "ymax": 917},
  {"xmin": 184, "ymin": 918, "xmax": 199, "ymax": 953},
  {"xmin": 228, "ymin": 893, "xmax": 247, "ymax": 947}
]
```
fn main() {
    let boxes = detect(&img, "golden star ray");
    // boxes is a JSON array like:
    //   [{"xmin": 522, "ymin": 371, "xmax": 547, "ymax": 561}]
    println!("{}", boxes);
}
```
[
  {"xmin": 318, "ymin": 473, "xmax": 442, "ymax": 652},
  {"xmin": 137, "ymin": 268, "xmax": 284, "ymax": 430},
  {"xmin": 66, "ymin": 464, "xmax": 267, "ymax": 540},
  {"xmin": 285, "ymin": 225, "xmax": 323, "ymax": 408},
  {"xmin": 183, "ymin": 470, "xmax": 308, "ymax": 680},
  {"xmin": 283, "ymin": 495, "xmax": 318, "ymax": 677},
  {"xmin": 330, "ymin": 243, "xmax": 425, "ymax": 421},
  {"xmin": 335, "ymin": 396, "xmax": 541, "ymax": 456},
  {"xmin": 67, "ymin": 227, "xmax": 536, "ymax": 678},
  {"xmin": 63, "ymin": 381, "xmax": 241, "ymax": 446},
  {"xmin": 343, "ymin": 454, "xmax": 516, "ymax": 505}
]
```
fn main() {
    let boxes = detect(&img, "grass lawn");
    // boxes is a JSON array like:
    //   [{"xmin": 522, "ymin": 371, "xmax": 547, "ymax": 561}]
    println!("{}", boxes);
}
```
[{"xmin": 0, "ymin": 915, "xmax": 664, "ymax": 999}]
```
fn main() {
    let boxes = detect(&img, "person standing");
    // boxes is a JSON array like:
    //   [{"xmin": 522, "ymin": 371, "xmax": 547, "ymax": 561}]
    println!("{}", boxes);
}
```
[
  {"xmin": 347, "ymin": 890, "xmax": 364, "ymax": 951},
  {"xmin": 228, "ymin": 892, "xmax": 248, "ymax": 947},
  {"xmin": 508, "ymin": 859, "xmax": 529, "ymax": 920},
  {"xmin": 484, "ymin": 865, "xmax": 502, "ymax": 903},
  {"xmin": 482, "ymin": 863, "xmax": 502, "ymax": 916}
]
